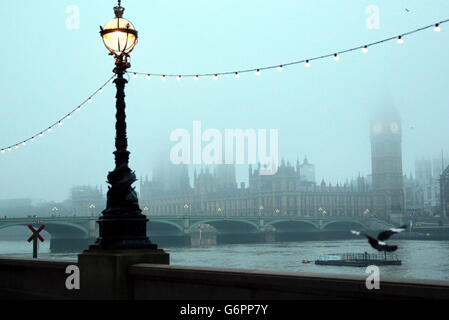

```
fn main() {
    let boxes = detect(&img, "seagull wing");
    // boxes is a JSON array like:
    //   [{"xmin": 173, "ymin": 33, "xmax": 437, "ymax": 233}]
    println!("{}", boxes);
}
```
[
  {"xmin": 377, "ymin": 225, "xmax": 407, "ymax": 241},
  {"xmin": 365, "ymin": 235, "xmax": 383, "ymax": 251}
]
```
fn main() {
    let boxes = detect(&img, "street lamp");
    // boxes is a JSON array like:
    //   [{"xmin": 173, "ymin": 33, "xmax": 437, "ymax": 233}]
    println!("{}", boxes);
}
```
[
  {"xmin": 90, "ymin": 1, "xmax": 156, "ymax": 250},
  {"xmin": 52, "ymin": 206, "xmax": 58, "ymax": 217},
  {"xmin": 89, "ymin": 204, "xmax": 96, "ymax": 217},
  {"xmin": 259, "ymin": 205, "xmax": 264, "ymax": 217},
  {"xmin": 143, "ymin": 206, "xmax": 149, "ymax": 215}
]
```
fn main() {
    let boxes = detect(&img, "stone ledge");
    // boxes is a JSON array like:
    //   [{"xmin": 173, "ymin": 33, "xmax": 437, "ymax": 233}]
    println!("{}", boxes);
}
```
[{"xmin": 129, "ymin": 264, "xmax": 449, "ymax": 300}]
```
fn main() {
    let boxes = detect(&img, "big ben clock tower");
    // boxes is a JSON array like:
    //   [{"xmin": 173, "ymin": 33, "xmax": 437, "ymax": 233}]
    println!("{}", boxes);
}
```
[{"xmin": 370, "ymin": 107, "xmax": 405, "ymax": 221}]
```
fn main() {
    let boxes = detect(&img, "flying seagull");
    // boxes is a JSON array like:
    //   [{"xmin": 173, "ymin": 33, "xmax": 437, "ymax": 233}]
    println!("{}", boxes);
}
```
[{"xmin": 351, "ymin": 226, "xmax": 407, "ymax": 252}]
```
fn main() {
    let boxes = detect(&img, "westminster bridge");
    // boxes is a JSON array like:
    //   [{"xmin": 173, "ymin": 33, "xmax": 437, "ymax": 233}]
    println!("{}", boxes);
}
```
[{"xmin": 0, "ymin": 214, "xmax": 393, "ymax": 252}]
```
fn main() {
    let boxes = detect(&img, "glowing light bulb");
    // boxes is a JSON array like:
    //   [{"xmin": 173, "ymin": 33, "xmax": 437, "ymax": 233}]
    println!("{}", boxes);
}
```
[
  {"xmin": 67, "ymin": 114, "xmax": 72, "ymax": 120},
  {"xmin": 0, "ymin": 149, "xmax": 4, "ymax": 154},
  {"xmin": 177, "ymin": 75, "xmax": 182, "ymax": 81},
  {"xmin": 39, "ymin": 132, "xmax": 44, "ymax": 137},
  {"xmin": 333, "ymin": 54, "xmax": 340, "ymax": 62},
  {"xmin": 235, "ymin": 72, "xmax": 240, "ymax": 79},
  {"xmin": 362, "ymin": 46, "xmax": 368, "ymax": 53},
  {"xmin": 88, "ymin": 97, "xmax": 93, "ymax": 103},
  {"xmin": 194, "ymin": 75, "xmax": 199, "ymax": 81},
  {"xmin": 146, "ymin": 74, "xmax": 151, "ymax": 80},
  {"xmin": 15, "ymin": 145, "xmax": 19, "ymax": 149},
  {"xmin": 58, "ymin": 121, "xmax": 63, "ymax": 127},
  {"xmin": 305, "ymin": 60, "xmax": 311, "ymax": 68},
  {"xmin": 99, "ymin": 88, "xmax": 104, "ymax": 94},
  {"xmin": 110, "ymin": 78, "xmax": 114, "ymax": 83},
  {"xmin": 256, "ymin": 69, "xmax": 261, "ymax": 76},
  {"xmin": 213, "ymin": 74, "xmax": 218, "ymax": 80},
  {"xmin": 8, "ymin": 147, "xmax": 12, "ymax": 151},
  {"xmin": 133, "ymin": 73, "xmax": 137, "ymax": 79},
  {"xmin": 77, "ymin": 106, "xmax": 81, "ymax": 112},
  {"xmin": 31, "ymin": 137, "xmax": 35, "ymax": 142},
  {"xmin": 161, "ymin": 75, "xmax": 166, "ymax": 81},
  {"xmin": 435, "ymin": 24, "xmax": 441, "ymax": 32},
  {"xmin": 277, "ymin": 65, "xmax": 283, "ymax": 72},
  {"xmin": 48, "ymin": 127, "xmax": 52, "ymax": 132},
  {"xmin": 397, "ymin": 36, "xmax": 404, "ymax": 44},
  {"xmin": 22, "ymin": 142, "xmax": 26, "ymax": 146}
]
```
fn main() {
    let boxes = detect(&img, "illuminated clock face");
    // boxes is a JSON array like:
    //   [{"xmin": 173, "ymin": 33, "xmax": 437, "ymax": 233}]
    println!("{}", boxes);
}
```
[
  {"xmin": 390, "ymin": 122, "xmax": 399, "ymax": 133},
  {"xmin": 372, "ymin": 123, "xmax": 383, "ymax": 135}
]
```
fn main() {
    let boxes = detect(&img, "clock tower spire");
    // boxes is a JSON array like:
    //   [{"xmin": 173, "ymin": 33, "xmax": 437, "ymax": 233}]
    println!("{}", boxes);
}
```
[{"xmin": 370, "ymin": 106, "xmax": 404, "ymax": 222}]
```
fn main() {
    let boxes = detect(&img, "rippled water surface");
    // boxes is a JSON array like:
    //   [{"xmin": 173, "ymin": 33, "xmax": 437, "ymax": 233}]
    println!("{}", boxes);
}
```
[{"xmin": 1, "ymin": 240, "xmax": 448, "ymax": 281}]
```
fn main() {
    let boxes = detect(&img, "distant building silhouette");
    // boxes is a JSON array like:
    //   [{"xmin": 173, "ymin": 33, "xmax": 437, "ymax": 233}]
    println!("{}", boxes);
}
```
[
  {"xmin": 370, "ymin": 106, "xmax": 405, "ymax": 220},
  {"xmin": 71, "ymin": 186, "xmax": 105, "ymax": 216},
  {"xmin": 440, "ymin": 165, "xmax": 449, "ymax": 219}
]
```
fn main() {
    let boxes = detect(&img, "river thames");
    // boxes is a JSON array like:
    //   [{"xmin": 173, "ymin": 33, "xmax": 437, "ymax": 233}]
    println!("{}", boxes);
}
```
[{"xmin": 1, "ymin": 239, "xmax": 448, "ymax": 281}]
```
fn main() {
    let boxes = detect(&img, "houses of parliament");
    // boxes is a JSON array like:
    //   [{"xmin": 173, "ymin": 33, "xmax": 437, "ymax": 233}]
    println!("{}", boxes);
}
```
[{"xmin": 140, "ymin": 109, "xmax": 405, "ymax": 220}]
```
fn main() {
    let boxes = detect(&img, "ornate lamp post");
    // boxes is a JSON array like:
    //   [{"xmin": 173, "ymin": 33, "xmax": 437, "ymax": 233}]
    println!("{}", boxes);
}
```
[{"xmin": 89, "ymin": 1, "xmax": 156, "ymax": 250}]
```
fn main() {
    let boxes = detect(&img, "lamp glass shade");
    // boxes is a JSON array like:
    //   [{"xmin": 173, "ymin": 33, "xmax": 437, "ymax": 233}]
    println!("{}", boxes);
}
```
[{"xmin": 102, "ymin": 17, "xmax": 137, "ymax": 54}]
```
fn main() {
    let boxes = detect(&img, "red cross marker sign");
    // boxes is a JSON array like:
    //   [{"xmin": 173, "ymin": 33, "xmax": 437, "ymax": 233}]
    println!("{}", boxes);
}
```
[{"xmin": 28, "ymin": 225, "xmax": 45, "ymax": 243}]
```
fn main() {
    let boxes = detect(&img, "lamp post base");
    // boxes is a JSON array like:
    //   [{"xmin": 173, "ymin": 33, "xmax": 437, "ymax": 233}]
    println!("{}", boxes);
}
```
[
  {"xmin": 89, "ymin": 214, "xmax": 157, "ymax": 250},
  {"xmin": 78, "ymin": 248, "xmax": 169, "ymax": 299}
]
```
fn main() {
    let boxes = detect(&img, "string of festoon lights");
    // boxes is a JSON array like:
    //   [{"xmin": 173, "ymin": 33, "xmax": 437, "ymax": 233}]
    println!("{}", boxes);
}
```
[
  {"xmin": 0, "ymin": 75, "xmax": 115, "ymax": 155},
  {"xmin": 0, "ymin": 19, "xmax": 447, "ymax": 154},
  {"xmin": 129, "ymin": 20, "xmax": 447, "ymax": 80}
]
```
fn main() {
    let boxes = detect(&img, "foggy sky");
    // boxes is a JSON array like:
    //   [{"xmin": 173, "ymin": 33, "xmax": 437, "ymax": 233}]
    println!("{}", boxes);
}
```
[{"xmin": 1, "ymin": 0, "xmax": 449, "ymax": 202}]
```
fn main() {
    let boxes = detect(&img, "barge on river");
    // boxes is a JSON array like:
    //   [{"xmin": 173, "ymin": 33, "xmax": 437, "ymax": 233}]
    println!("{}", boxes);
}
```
[{"xmin": 314, "ymin": 252, "xmax": 401, "ymax": 267}]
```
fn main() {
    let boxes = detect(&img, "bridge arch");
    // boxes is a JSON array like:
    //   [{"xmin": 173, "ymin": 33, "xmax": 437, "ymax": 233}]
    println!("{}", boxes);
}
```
[
  {"xmin": 322, "ymin": 220, "xmax": 366, "ymax": 231},
  {"xmin": 0, "ymin": 222, "xmax": 88, "ymax": 239},
  {"xmin": 189, "ymin": 219, "xmax": 260, "ymax": 233},
  {"xmin": 266, "ymin": 220, "xmax": 319, "ymax": 232},
  {"xmin": 147, "ymin": 220, "xmax": 184, "ymax": 235}
]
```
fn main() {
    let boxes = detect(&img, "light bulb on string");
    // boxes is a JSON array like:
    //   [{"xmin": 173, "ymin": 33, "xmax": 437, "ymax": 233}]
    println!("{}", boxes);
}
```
[
  {"xmin": 133, "ymin": 73, "xmax": 137, "ymax": 79},
  {"xmin": 194, "ymin": 75, "xmax": 199, "ymax": 81},
  {"xmin": 31, "ymin": 137, "xmax": 35, "ymax": 142},
  {"xmin": 362, "ymin": 45, "xmax": 369, "ymax": 53},
  {"xmin": 47, "ymin": 127, "xmax": 52, "ymax": 132},
  {"xmin": 7, "ymin": 148, "xmax": 11, "ymax": 152},
  {"xmin": 77, "ymin": 106, "xmax": 81, "ymax": 112},
  {"xmin": 161, "ymin": 75, "xmax": 166, "ymax": 81},
  {"xmin": 58, "ymin": 121, "xmax": 63, "ymax": 127},
  {"xmin": 99, "ymin": 88, "xmax": 104, "ymax": 94},
  {"xmin": 397, "ymin": 36, "xmax": 404, "ymax": 44},
  {"xmin": 333, "ymin": 54, "xmax": 340, "ymax": 62},
  {"xmin": 305, "ymin": 60, "xmax": 311, "ymax": 68},
  {"xmin": 146, "ymin": 74, "xmax": 151, "ymax": 80},
  {"xmin": 256, "ymin": 69, "xmax": 261, "ymax": 76},
  {"xmin": 235, "ymin": 72, "xmax": 240, "ymax": 79},
  {"xmin": 110, "ymin": 78, "xmax": 114, "ymax": 83},
  {"xmin": 277, "ymin": 65, "xmax": 283, "ymax": 72},
  {"xmin": 67, "ymin": 114, "xmax": 72, "ymax": 120},
  {"xmin": 435, "ymin": 24, "xmax": 441, "ymax": 32},
  {"xmin": 22, "ymin": 142, "xmax": 26, "ymax": 146},
  {"xmin": 39, "ymin": 132, "xmax": 44, "ymax": 137},
  {"xmin": 176, "ymin": 75, "xmax": 182, "ymax": 81},
  {"xmin": 1, "ymin": 149, "xmax": 4, "ymax": 154},
  {"xmin": 88, "ymin": 97, "xmax": 93, "ymax": 103},
  {"xmin": 213, "ymin": 74, "xmax": 218, "ymax": 80},
  {"xmin": 15, "ymin": 145, "xmax": 19, "ymax": 149}
]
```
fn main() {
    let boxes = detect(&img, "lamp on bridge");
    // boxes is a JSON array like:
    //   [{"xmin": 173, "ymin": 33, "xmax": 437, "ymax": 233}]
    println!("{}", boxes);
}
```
[
  {"xmin": 51, "ymin": 206, "xmax": 58, "ymax": 217},
  {"xmin": 89, "ymin": 204, "xmax": 96, "ymax": 217},
  {"xmin": 88, "ymin": 0, "xmax": 156, "ymax": 250}
]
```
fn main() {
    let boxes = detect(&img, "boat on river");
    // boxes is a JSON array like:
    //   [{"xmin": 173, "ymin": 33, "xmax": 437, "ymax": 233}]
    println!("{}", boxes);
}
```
[{"xmin": 314, "ymin": 252, "xmax": 402, "ymax": 267}]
